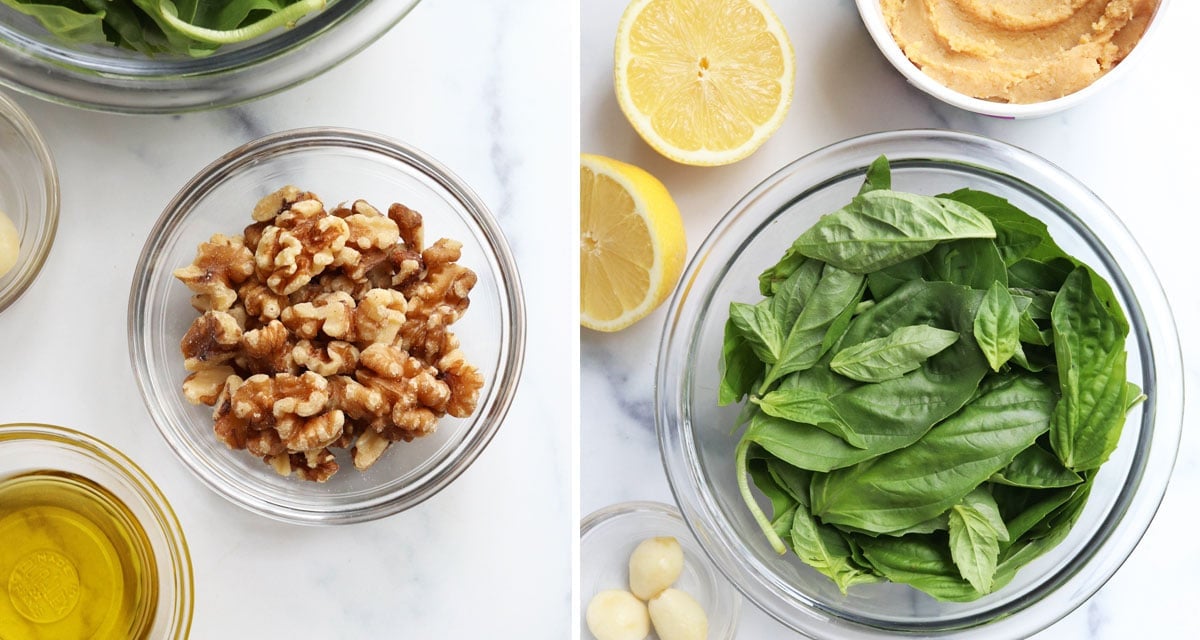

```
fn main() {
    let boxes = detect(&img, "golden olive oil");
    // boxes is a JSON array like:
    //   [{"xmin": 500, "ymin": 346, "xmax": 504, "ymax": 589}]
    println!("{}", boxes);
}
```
[{"xmin": 0, "ymin": 472, "xmax": 157, "ymax": 639}]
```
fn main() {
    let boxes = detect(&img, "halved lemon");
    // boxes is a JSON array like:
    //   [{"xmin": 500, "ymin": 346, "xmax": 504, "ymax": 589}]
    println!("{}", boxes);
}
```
[
  {"xmin": 581, "ymin": 154, "xmax": 687, "ymax": 332},
  {"xmin": 614, "ymin": 0, "xmax": 795, "ymax": 166}
]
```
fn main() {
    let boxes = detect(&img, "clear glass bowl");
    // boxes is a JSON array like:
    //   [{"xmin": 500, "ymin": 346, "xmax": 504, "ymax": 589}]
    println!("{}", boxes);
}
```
[
  {"xmin": 581, "ymin": 501, "xmax": 741, "ymax": 640},
  {"xmin": 656, "ymin": 130, "xmax": 1183, "ymax": 638},
  {"xmin": 128, "ymin": 127, "xmax": 526, "ymax": 524},
  {"xmin": 0, "ymin": 422, "xmax": 193, "ymax": 639},
  {"xmin": 0, "ymin": 0, "xmax": 420, "ymax": 113},
  {"xmin": 0, "ymin": 91, "xmax": 57, "ymax": 313}
]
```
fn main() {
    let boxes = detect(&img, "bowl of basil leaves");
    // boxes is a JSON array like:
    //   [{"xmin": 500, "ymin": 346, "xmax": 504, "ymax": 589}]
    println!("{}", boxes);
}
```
[
  {"xmin": 656, "ymin": 129, "xmax": 1182, "ymax": 638},
  {"xmin": 0, "ymin": 0, "xmax": 420, "ymax": 113}
]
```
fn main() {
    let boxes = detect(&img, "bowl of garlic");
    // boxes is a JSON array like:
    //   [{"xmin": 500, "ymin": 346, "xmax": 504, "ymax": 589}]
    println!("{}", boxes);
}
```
[{"xmin": 581, "ymin": 501, "xmax": 741, "ymax": 639}]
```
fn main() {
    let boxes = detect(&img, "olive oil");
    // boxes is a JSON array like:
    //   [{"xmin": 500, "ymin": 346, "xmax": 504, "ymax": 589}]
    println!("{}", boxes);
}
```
[{"xmin": 0, "ymin": 472, "xmax": 157, "ymax": 639}]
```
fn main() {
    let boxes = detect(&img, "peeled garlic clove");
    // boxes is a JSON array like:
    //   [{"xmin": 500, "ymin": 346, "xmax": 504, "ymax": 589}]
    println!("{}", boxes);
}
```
[
  {"xmin": 648, "ymin": 588, "xmax": 708, "ymax": 640},
  {"xmin": 628, "ymin": 536, "xmax": 684, "ymax": 600},
  {"xmin": 586, "ymin": 589, "xmax": 650, "ymax": 640}
]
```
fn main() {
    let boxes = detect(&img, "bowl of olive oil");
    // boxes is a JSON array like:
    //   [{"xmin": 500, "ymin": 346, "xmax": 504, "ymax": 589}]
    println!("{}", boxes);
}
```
[{"xmin": 0, "ymin": 423, "xmax": 192, "ymax": 639}]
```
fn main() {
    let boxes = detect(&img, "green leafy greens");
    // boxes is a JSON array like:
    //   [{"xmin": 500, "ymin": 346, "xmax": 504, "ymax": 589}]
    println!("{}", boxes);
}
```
[
  {"xmin": 0, "ymin": 0, "xmax": 327, "ymax": 57},
  {"xmin": 720, "ymin": 156, "xmax": 1141, "ymax": 602}
]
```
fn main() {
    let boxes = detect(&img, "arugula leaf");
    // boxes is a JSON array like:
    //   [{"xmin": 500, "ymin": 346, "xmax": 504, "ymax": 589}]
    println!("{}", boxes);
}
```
[
  {"xmin": 810, "ymin": 376, "xmax": 1055, "ymax": 534},
  {"xmin": 948, "ymin": 488, "xmax": 1008, "ymax": 594},
  {"xmin": 974, "ymin": 282, "xmax": 1021, "ymax": 371},
  {"xmin": 791, "ymin": 190, "xmax": 995, "ymax": 273},
  {"xmin": 830, "ymin": 324, "xmax": 959, "ymax": 383}
]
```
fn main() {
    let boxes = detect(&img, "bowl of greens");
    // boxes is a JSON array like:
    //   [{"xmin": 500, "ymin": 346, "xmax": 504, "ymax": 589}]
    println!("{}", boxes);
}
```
[
  {"xmin": 656, "ymin": 130, "xmax": 1182, "ymax": 638},
  {"xmin": 0, "ymin": 0, "xmax": 421, "ymax": 113}
]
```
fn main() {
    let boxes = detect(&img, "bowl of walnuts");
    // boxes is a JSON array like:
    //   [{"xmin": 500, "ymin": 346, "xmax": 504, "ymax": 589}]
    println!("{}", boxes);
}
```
[{"xmin": 128, "ymin": 127, "xmax": 525, "ymax": 524}]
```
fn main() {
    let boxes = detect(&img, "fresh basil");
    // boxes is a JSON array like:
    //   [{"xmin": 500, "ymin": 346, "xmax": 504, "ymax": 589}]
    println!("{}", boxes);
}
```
[
  {"xmin": 723, "ymin": 157, "xmax": 1139, "ymax": 601},
  {"xmin": 830, "ymin": 324, "xmax": 959, "ymax": 383},
  {"xmin": 791, "ymin": 190, "xmax": 996, "ymax": 273}
]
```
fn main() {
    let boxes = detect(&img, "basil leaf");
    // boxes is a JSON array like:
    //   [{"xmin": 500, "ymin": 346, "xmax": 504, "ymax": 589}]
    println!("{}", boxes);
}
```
[
  {"xmin": 767, "ymin": 459, "xmax": 812, "ymax": 508},
  {"xmin": 991, "ymin": 444, "xmax": 1081, "ymax": 489},
  {"xmin": 791, "ymin": 502, "xmax": 881, "ymax": 594},
  {"xmin": 0, "ymin": 0, "xmax": 110, "ymax": 44},
  {"xmin": 735, "ymin": 438, "xmax": 788, "ymax": 554},
  {"xmin": 994, "ymin": 479, "xmax": 1093, "ymax": 587},
  {"xmin": 974, "ymin": 282, "xmax": 1021, "ymax": 372},
  {"xmin": 792, "ymin": 190, "xmax": 996, "ymax": 273},
  {"xmin": 830, "ymin": 324, "xmax": 959, "ymax": 383},
  {"xmin": 762, "ymin": 265, "xmax": 865, "ymax": 387},
  {"xmin": 948, "ymin": 489, "xmax": 1008, "ymax": 593},
  {"xmin": 1050, "ymin": 267, "xmax": 1129, "ymax": 471},
  {"xmin": 858, "ymin": 155, "xmax": 891, "ymax": 195},
  {"xmin": 729, "ymin": 300, "xmax": 783, "ymax": 364},
  {"xmin": 938, "ymin": 189, "xmax": 1062, "ymax": 266},
  {"xmin": 719, "ymin": 320, "xmax": 763, "ymax": 406},
  {"xmin": 874, "ymin": 238, "xmax": 1008, "ymax": 296},
  {"xmin": 769, "ymin": 258, "xmax": 823, "ymax": 330},
  {"xmin": 748, "ymin": 452, "xmax": 797, "ymax": 519},
  {"xmin": 756, "ymin": 388, "xmax": 867, "ymax": 448},
  {"xmin": 811, "ymin": 376, "xmax": 1055, "ymax": 534},
  {"xmin": 1124, "ymin": 381, "xmax": 1147, "ymax": 412},
  {"xmin": 758, "ymin": 247, "xmax": 809, "ymax": 296},
  {"xmin": 856, "ymin": 534, "xmax": 982, "ymax": 602}
]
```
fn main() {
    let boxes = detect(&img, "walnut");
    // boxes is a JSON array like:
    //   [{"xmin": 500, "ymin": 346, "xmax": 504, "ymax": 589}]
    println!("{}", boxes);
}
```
[
  {"xmin": 352, "ymin": 428, "xmax": 390, "ymax": 471},
  {"xmin": 440, "ymin": 349, "xmax": 484, "ymax": 418},
  {"xmin": 254, "ymin": 199, "xmax": 349, "ymax": 295},
  {"xmin": 355, "ymin": 289, "xmax": 407, "ymax": 345},
  {"xmin": 293, "ymin": 339, "xmax": 358, "ymax": 376},
  {"xmin": 181, "ymin": 310, "xmax": 243, "ymax": 371},
  {"xmin": 176, "ymin": 188, "xmax": 483, "ymax": 481},
  {"xmin": 281, "ymin": 291, "xmax": 357, "ymax": 341},
  {"xmin": 173, "ymin": 234, "xmax": 254, "ymax": 312},
  {"xmin": 239, "ymin": 320, "xmax": 296, "ymax": 375},
  {"xmin": 182, "ymin": 365, "xmax": 235, "ymax": 405},
  {"xmin": 239, "ymin": 280, "xmax": 288, "ymax": 322},
  {"xmin": 388, "ymin": 203, "xmax": 424, "ymax": 252}
]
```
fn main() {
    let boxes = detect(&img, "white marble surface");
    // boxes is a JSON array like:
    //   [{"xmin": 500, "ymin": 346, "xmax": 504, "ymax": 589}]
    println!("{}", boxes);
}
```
[
  {"xmin": 582, "ymin": 0, "xmax": 1198, "ymax": 638},
  {"xmin": 0, "ymin": 0, "xmax": 573, "ymax": 637}
]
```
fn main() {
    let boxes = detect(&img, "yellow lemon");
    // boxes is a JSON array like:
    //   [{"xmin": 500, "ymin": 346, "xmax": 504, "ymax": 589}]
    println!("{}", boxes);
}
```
[
  {"xmin": 614, "ymin": 0, "xmax": 795, "ymax": 166},
  {"xmin": 581, "ymin": 154, "xmax": 687, "ymax": 332}
]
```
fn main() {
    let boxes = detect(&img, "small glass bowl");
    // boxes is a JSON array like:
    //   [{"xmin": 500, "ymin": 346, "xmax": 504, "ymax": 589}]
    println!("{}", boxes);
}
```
[
  {"xmin": 581, "ymin": 501, "xmax": 741, "ymax": 640},
  {"xmin": 0, "ymin": 422, "xmax": 193, "ymax": 639},
  {"xmin": 128, "ymin": 127, "xmax": 526, "ymax": 525},
  {"xmin": 0, "ymin": 0, "xmax": 421, "ymax": 113},
  {"xmin": 854, "ymin": 0, "xmax": 1171, "ymax": 118},
  {"xmin": 0, "ymin": 91, "xmax": 57, "ymax": 313},
  {"xmin": 656, "ymin": 130, "xmax": 1183, "ymax": 638}
]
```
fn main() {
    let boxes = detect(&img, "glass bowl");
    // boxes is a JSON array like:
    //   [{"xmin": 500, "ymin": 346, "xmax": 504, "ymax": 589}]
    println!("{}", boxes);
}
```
[
  {"xmin": 581, "ymin": 501, "xmax": 741, "ymax": 640},
  {"xmin": 853, "ymin": 0, "xmax": 1171, "ymax": 118},
  {"xmin": 0, "ymin": 91, "xmax": 57, "ymax": 313},
  {"xmin": 0, "ymin": 0, "xmax": 421, "ymax": 113},
  {"xmin": 128, "ymin": 127, "xmax": 525, "ymax": 525},
  {"xmin": 656, "ymin": 130, "xmax": 1183, "ymax": 638},
  {"xmin": 0, "ymin": 422, "xmax": 193, "ymax": 639}
]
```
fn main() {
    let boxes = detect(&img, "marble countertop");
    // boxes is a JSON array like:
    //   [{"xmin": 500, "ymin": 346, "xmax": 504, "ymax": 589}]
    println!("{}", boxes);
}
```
[
  {"xmin": 581, "ymin": 1, "xmax": 1198, "ymax": 638},
  {"xmin": 0, "ymin": 1, "xmax": 573, "ymax": 637}
]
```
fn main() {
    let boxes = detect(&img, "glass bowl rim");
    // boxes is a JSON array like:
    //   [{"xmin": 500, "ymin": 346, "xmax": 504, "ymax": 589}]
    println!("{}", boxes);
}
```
[
  {"xmin": 655, "ymin": 129, "xmax": 1183, "ymax": 637},
  {"xmin": 0, "ymin": 0, "xmax": 423, "ymax": 113},
  {"xmin": 0, "ymin": 90, "xmax": 59, "ymax": 314},
  {"xmin": 127, "ymin": 126, "xmax": 527, "ymax": 525},
  {"xmin": 0, "ymin": 421, "xmax": 194, "ymax": 638}
]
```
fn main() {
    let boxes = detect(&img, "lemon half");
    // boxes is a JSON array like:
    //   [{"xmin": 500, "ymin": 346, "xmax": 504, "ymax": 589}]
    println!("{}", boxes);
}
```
[
  {"xmin": 614, "ymin": 0, "xmax": 795, "ymax": 166},
  {"xmin": 580, "ymin": 154, "xmax": 687, "ymax": 332}
]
